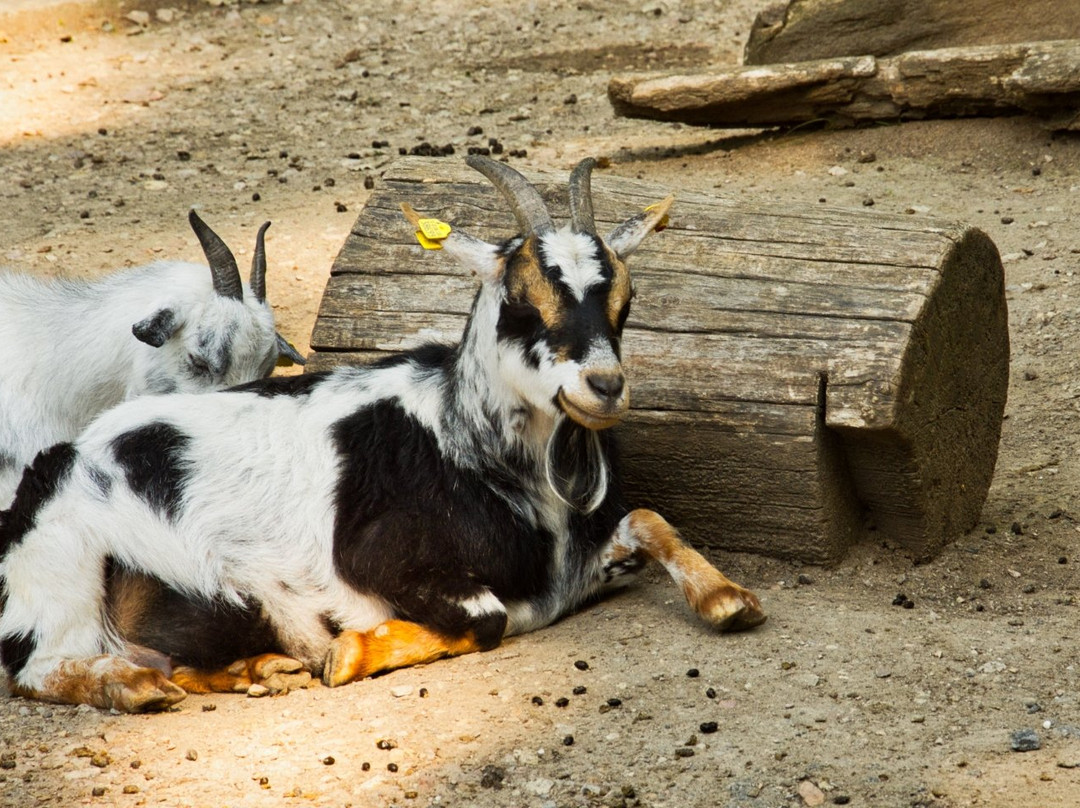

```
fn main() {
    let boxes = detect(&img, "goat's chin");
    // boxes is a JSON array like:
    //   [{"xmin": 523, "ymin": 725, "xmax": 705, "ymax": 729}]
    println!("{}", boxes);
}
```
[{"xmin": 557, "ymin": 390, "xmax": 625, "ymax": 430}]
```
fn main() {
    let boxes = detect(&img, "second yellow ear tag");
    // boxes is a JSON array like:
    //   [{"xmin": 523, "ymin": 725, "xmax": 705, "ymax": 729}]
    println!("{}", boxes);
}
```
[{"xmin": 413, "ymin": 217, "xmax": 452, "ymax": 250}]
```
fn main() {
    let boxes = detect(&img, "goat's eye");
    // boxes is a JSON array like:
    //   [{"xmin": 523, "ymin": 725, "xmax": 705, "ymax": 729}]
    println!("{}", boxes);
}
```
[{"xmin": 188, "ymin": 354, "xmax": 212, "ymax": 377}]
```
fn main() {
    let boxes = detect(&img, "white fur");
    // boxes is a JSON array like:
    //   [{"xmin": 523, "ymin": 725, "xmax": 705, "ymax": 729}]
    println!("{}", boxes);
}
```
[{"xmin": 540, "ymin": 229, "xmax": 605, "ymax": 301}]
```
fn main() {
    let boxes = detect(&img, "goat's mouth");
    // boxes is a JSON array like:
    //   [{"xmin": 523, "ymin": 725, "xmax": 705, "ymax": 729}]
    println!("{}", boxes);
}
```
[{"xmin": 557, "ymin": 389, "xmax": 627, "ymax": 430}]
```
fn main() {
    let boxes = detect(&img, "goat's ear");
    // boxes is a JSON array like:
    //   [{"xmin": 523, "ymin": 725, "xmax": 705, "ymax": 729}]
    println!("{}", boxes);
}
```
[
  {"xmin": 401, "ymin": 202, "xmax": 502, "ymax": 282},
  {"xmin": 605, "ymin": 194, "xmax": 675, "ymax": 259},
  {"xmin": 442, "ymin": 232, "xmax": 502, "ymax": 282},
  {"xmin": 132, "ymin": 308, "xmax": 180, "ymax": 348}
]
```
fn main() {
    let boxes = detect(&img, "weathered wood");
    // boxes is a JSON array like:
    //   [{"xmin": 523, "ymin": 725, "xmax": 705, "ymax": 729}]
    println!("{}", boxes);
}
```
[
  {"xmin": 309, "ymin": 158, "xmax": 1008, "ymax": 563},
  {"xmin": 608, "ymin": 40, "xmax": 1080, "ymax": 130},
  {"xmin": 746, "ymin": 0, "xmax": 1080, "ymax": 65}
]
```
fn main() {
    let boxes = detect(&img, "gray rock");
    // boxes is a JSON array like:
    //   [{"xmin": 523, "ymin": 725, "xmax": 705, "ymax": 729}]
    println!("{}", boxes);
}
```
[{"xmin": 1010, "ymin": 729, "xmax": 1041, "ymax": 752}]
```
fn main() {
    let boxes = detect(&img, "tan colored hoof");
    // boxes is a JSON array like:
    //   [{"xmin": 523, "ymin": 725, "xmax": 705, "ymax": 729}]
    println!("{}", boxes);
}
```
[
  {"xmin": 104, "ymin": 669, "xmax": 187, "ymax": 713},
  {"xmin": 322, "ymin": 631, "xmax": 364, "ymax": 688},
  {"xmin": 699, "ymin": 585, "xmax": 767, "ymax": 632}
]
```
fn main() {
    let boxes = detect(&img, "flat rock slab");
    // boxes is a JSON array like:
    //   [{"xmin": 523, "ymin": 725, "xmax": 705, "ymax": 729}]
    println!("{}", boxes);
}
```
[
  {"xmin": 309, "ymin": 158, "xmax": 1008, "ymax": 564},
  {"xmin": 609, "ymin": 40, "xmax": 1080, "ymax": 130}
]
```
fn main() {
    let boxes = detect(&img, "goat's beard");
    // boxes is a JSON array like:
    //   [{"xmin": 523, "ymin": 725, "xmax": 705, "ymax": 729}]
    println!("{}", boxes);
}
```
[{"xmin": 544, "ymin": 416, "xmax": 609, "ymax": 514}]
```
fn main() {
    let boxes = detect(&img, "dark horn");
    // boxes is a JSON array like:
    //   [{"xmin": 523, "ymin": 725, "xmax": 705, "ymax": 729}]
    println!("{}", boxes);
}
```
[
  {"xmin": 250, "ymin": 221, "xmax": 271, "ymax": 303},
  {"xmin": 465, "ymin": 154, "xmax": 553, "ymax": 235},
  {"xmin": 188, "ymin": 209, "xmax": 243, "ymax": 301},
  {"xmin": 568, "ymin": 158, "xmax": 597, "ymax": 235}
]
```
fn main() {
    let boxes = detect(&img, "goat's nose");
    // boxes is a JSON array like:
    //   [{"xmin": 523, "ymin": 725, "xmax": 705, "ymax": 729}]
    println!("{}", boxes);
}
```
[{"xmin": 586, "ymin": 371, "xmax": 625, "ymax": 402}]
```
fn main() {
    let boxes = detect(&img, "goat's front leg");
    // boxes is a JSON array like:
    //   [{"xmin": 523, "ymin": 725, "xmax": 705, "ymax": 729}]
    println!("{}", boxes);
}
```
[
  {"xmin": 171, "ymin": 654, "xmax": 312, "ymax": 695},
  {"xmin": 607, "ymin": 509, "xmax": 766, "ymax": 631}
]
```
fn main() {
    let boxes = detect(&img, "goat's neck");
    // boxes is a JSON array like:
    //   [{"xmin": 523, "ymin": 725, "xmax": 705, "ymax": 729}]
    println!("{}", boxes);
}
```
[{"xmin": 444, "ymin": 293, "xmax": 555, "ymax": 477}]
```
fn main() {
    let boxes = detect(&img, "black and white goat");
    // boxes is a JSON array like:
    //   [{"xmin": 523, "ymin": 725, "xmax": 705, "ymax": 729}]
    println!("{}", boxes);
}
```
[
  {"xmin": 0, "ymin": 212, "xmax": 304, "ymax": 506},
  {"xmin": 0, "ymin": 157, "xmax": 764, "ymax": 712}
]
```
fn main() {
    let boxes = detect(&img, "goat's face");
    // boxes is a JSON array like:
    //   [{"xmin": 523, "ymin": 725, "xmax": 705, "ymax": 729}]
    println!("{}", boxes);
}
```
[
  {"xmin": 415, "ymin": 156, "xmax": 672, "ymax": 431},
  {"xmin": 130, "ymin": 213, "xmax": 305, "ymax": 396},
  {"xmin": 495, "ymin": 230, "xmax": 633, "ymax": 429}
]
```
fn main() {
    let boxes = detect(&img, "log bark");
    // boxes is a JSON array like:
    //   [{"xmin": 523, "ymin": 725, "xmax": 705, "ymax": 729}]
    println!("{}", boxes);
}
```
[
  {"xmin": 608, "ymin": 40, "xmax": 1080, "ymax": 130},
  {"xmin": 746, "ymin": 0, "xmax": 1080, "ymax": 65},
  {"xmin": 309, "ymin": 158, "xmax": 1008, "ymax": 564}
]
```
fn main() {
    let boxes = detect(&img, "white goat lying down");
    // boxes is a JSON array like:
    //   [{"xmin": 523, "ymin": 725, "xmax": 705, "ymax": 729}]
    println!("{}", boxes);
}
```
[
  {"xmin": 0, "ymin": 211, "xmax": 304, "ymax": 506},
  {"xmin": 0, "ymin": 157, "xmax": 765, "ymax": 712}
]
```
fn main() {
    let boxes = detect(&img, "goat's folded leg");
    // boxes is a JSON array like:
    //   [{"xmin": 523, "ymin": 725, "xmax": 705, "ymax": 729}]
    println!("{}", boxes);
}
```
[
  {"xmin": 610, "ymin": 508, "xmax": 766, "ymax": 631},
  {"xmin": 11, "ymin": 656, "xmax": 186, "ymax": 713},
  {"xmin": 171, "ymin": 653, "xmax": 311, "ymax": 695},
  {"xmin": 324, "ymin": 608, "xmax": 507, "ymax": 688}
]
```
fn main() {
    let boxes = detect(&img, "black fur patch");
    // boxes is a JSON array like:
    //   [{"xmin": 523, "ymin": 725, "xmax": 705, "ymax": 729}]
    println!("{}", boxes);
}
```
[
  {"xmin": 0, "ymin": 631, "xmax": 35, "ymax": 679},
  {"xmin": 329, "ymin": 399, "xmax": 627, "ymax": 640},
  {"xmin": 107, "ymin": 567, "xmax": 281, "ymax": 670},
  {"xmin": 227, "ymin": 371, "xmax": 329, "ymax": 398},
  {"xmin": 0, "ymin": 452, "xmax": 15, "ymax": 471},
  {"xmin": 0, "ymin": 443, "xmax": 77, "ymax": 556},
  {"xmin": 111, "ymin": 423, "xmax": 189, "ymax": 521}
]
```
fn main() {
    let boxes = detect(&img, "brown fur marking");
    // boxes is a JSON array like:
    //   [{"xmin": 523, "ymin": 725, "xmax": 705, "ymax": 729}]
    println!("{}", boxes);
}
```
[
  {"xmin": 18, "ymin": 656, "xmax": 187, "ymax": 713},
  {"xmin": 171, "ymin": 653, "xmax": 310, "ymax": 695},
  {"xmin": 507, "ymin": 237, "xmax": 564, "ymax": 331},
  {"xmin": 322, "ymin": 620, "xmax": 486, "ymax": 687},
  {"xmin": 627, "ymin": 509, "xmax": 766, "ymax": 631}
]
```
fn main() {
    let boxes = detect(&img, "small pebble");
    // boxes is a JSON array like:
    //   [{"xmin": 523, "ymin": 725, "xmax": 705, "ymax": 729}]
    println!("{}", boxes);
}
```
[
  {"xmin": 606, "ymin": 698, "xmax": 622, "ymax": 707},
  {"xmin": 573, "ymin": 686, "xmax": 587, "ymax": 695},
  {"xmin": 1011, "ymin": 522, "xmax": 1024, "ymax": 535},
  {"xmin": 391, "ymin": 685, "xmax": 413, "ymax": 698},
  {"xmin": 322, "ymin": 756, "xmax": 335, "ymax": 765},
  {"xmin": 705, "ymin": 688, "xmax": 717, "ymax": 699},
  {"xmin": 387, "ymin": 762, "xmax": 399, "ymax": 773},
  {"xmin": 833, "ymin": 796, "xmax": 851, "ymax": 805},
  {"xmin": 531, "ymin": 696, "xmax": 544, "ymax": 706},
  {"xmin": 686, "ymin": 668, "xmax": 699, "ymax": 678},
  {"xmin": 555, "ymin": 697, "xmax": 569, "ymax": 708},
  {"xmin": 361, "ymin": 762, "xmax": 371, "ymax": 771},
  {"xmin": 251, "ymin": 192, "xmax": 261, "ymax": 202},
  {"xmin": 91, "ymin": 786, "xmax": 106, "ymax": 797},
  {"xmin": 574, "ymin": 660, "xmax": 589, "ymax": 671},
  {"xmin": 1001, "ymin": 216, "xmax": 1015, "ymax": 224},
  {"xmin": 376, "ymin": 739, "xmax": 398, "ymax": 750},
  {"xmin": 674, "ymin": 747, "xmax": 695, "ymax": 758},
  {"xmin": 562, "ymin": 735, "xmax": 574, "ymax": 746},
  {"xmin": 335, "ymin": 202, "xmax": 348, "ymax": 213},
  {"xmin": 699, "ymin": 721, "xmax": 718, "ymax": 734},
  {"xmin": 122, "ymin": 786, "xmax": 139, "ymax": 795},
  {"xmin": 862, "ymin": 197, "xmax": 875, "ymax": 207},
  {"xmin": 364, "ymin": 175, "xmax": 375, "ymax": 190},
  {"xmin": 185, "ymin": 749, "xmax": 198, "ymax": 761},
  {"xmin": 797, "ymin": 573, "xmax": 813, "ymax": 585}
]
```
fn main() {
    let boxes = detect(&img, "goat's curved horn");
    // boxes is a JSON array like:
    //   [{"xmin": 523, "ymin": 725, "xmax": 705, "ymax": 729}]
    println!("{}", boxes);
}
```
[
  {"xmin": 568, "ymin": 158, "xmax": 597, "ymax": 235},
  {"xmin": 188, "ymin": 209, "xmax": 243, "ymax": 301},
  {"xmin": 249, "ymin": 221, "xmax": 271, "ymax": 303},
  {"xmin": 465, "ymin": 155, "xmax": 553, "ymax": 235}
]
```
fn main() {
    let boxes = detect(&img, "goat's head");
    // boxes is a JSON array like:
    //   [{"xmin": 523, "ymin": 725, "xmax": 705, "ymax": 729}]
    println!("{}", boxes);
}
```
[
  {"xmin": 129, "ymin": 211, "xmax": 305, "ymax": 395},
  {"xmin": 406, "ymin": 156, "xmax": 672, "ymax": 431}
]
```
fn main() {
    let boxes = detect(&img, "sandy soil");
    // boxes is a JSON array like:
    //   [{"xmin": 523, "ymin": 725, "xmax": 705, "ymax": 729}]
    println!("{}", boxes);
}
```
[{"xmin": 1, "ymin": 1, "xmax": 1079, "ymax": 806}]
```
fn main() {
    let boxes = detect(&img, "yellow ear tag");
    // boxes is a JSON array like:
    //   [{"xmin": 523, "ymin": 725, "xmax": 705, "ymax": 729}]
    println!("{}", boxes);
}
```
[
  {"xmin": 644, "ymin": 204, "xmax": 670, "ymax": 232},
  {"xmin": 414, "ymin": 217, "xmax": 452, "ymax": 250}
]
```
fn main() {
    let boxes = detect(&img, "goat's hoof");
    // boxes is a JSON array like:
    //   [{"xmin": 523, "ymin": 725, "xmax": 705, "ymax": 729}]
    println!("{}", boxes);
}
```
[
  {"xmin": 251, "ymin": 655, "xmax": 311, "ymax": 694},
  {"xmin": 699, "ymin": 585, "xmax": 767, "ymax": 632},
  {"xmin": 104, "ymin": 668, "xmax": 187, "ymax": 713},
  {"xmin": 172, "ymin": 653, "xmax": 310, "ymax": 695},
  {"xmin": 322, "ymin": 631, "xmax": 364, "ymax": 688}
]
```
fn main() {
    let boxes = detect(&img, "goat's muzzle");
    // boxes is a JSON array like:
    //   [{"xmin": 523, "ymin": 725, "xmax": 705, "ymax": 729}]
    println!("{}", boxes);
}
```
[{"xmin": 558, "ymin": 369, "xmax": 628, "ymax": 430}]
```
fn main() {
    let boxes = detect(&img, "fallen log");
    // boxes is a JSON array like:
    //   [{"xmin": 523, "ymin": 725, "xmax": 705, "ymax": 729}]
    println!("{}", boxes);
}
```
[
  {"xmin": 608, "ymin": 40, "xmax": 1080, "ymax": 130},
  {"xmin": 308, "ymin": 158, "xmax": 1008, "ymax": 564},
  {"xmin": 746, "ymin": 0, "xmax": 1080, "ymax": 65}
]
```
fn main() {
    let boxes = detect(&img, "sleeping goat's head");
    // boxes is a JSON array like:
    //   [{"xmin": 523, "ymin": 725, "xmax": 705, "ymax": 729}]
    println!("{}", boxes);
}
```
[
  {"xmin": 405, "ymin": 156, "xmax": 672, "ymax": 431},
  {"xmin": 129, "ymin": 211, "xmax": 305, "ymax": 396}
]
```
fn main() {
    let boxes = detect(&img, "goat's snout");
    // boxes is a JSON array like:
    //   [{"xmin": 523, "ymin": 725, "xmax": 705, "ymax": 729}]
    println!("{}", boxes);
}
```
[{"xmin": 586, "ymin": 370, "xmax": 625, "ymax": 403}]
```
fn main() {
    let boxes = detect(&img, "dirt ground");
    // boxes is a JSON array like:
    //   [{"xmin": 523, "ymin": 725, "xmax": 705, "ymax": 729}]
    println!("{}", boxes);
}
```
[{"xmin": 2, "ymin": 1, "xmax": 1079, "ymax": 806}]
